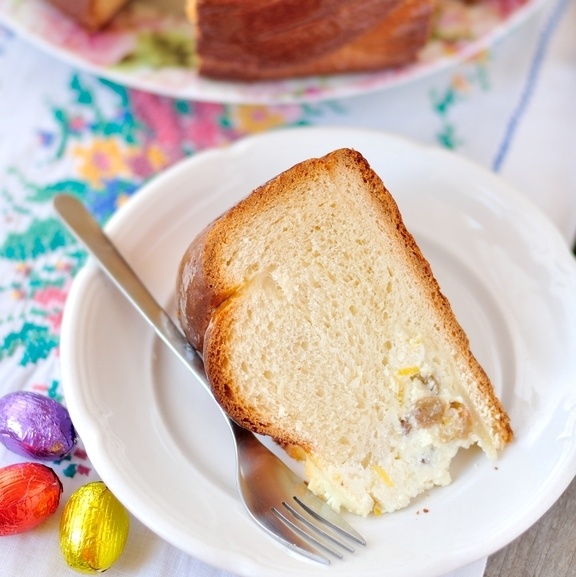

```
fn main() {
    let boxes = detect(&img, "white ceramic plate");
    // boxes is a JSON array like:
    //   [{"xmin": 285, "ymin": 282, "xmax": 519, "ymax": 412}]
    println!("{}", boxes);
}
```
[
  {"xmin": 60, "ymin": 127, "xmax": 576, "ymax": 577},
  {"xmin": 0, "ymin": 0, "xmax": 545, "ymax": 103}
]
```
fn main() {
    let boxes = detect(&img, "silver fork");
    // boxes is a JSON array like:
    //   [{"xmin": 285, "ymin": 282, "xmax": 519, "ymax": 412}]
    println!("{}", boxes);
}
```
[{"xmin": 54, "ymin": 194, "xmax": 366, "ymax": 564}]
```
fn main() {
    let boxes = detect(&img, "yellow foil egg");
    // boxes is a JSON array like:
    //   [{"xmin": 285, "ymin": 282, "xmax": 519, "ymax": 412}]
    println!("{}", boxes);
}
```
[{"xmin": 59, "ymin": 481, "xmax": 130, "ymax": 574}]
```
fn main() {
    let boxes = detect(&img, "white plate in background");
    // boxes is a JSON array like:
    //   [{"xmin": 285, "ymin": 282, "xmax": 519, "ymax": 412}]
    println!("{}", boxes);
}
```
[{"xmin": 0, "ymin": 0, "xmax": 546, "ymax": 103}]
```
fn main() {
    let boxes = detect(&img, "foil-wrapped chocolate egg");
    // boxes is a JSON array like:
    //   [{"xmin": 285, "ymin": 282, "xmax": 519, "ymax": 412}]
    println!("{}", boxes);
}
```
[
  {"xmin": 0, "ymin": 391, "xmax": 77, "ymax": 460},
  {"xmin": 0, "ymin": 462, "xmax": 63, "ymax": 535},
  {"xmin": 60, "ymin": 481, "xmax": 130, "ymax": 574}
]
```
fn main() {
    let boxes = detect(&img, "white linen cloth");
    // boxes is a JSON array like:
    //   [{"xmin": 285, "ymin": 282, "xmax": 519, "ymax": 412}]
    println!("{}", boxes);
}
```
[{"xmin": 0, "ymin": 0, "xmax": 574, "ymax": 575}]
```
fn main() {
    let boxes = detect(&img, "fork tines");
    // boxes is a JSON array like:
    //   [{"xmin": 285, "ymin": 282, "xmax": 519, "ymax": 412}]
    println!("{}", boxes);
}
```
[{"xmin": 271, "ymin": 491, "xmax": 366, "ymax": 564}]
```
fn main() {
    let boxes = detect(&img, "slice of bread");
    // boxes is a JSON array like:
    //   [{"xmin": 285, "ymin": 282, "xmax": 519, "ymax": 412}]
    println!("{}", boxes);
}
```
[{"xmin": 177, "ymin": 148, "xmax": 513, "ymax": 516}]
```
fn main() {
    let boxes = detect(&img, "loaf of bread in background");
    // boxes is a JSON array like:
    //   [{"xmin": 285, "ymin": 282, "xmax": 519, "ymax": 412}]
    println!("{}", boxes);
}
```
[
  {"xmin": 44, "ymin": 0, "xmax": 132, "ymax": 29},
  {"xmin": 187, "ymin": 0, "xmax": 434, "ymax": 81},
  {"xmin": 177, "ymin": 148, "xmax": 513, "ymax": 516},
  {"xmin": 43, "ymin": 0, "xmax": 433, "ymax": 78}
]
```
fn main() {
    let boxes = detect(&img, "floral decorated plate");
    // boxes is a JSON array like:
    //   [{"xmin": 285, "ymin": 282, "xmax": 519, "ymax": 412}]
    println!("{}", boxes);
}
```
[{"xmin": 0, "ymin": 0, "xmax": 544, "ymax": 103}]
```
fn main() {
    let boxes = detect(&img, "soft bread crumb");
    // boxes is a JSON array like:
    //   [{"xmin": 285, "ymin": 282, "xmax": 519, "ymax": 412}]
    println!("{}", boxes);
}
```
[{"xmin": 177, "ymin": 148, "xmax": 513, "ymax": 516}]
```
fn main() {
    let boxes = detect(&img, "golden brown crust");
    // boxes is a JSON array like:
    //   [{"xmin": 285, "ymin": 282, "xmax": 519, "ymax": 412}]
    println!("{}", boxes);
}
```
[
  {"xmin": 177, "ymin": 225, "xmax": 228, "ymax": 351},
  {"xmin": 302, "ymin": 0, "xmax": 434, "ymax": 74},
  {"xmin": 193, "ymin": 0, "xmax": 434, "ymax": 81},
  {"xmin": 177, "ymin": 149, "xmax": 513, "ymax": 449}
]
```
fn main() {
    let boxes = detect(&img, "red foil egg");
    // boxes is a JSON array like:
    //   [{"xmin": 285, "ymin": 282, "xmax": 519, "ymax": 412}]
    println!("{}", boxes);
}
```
[
  {"xmin": 0, "ymin": 462, "xmax": 63, "ymax": 536},
  {"xmin": 0, "ymin": 391, "xmax": 77, "ymax": 460}
]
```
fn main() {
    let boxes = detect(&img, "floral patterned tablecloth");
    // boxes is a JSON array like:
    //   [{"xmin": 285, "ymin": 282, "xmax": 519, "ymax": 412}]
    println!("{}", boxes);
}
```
[{"xmin": 0, "ymin": 0, "xmax": 575, "ymax": 575}]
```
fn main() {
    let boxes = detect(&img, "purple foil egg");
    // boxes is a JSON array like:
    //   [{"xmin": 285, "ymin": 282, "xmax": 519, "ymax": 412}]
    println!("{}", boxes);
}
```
[{"xmin": 0, "ymin": 391, "xmax": 78, "ymax": 460}]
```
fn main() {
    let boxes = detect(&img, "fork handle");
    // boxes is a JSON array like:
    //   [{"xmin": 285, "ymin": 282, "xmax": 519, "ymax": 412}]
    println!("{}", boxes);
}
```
[{"xmin": 53, "ymin": 194, "xmax": 212, "ymax": 396}]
